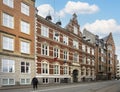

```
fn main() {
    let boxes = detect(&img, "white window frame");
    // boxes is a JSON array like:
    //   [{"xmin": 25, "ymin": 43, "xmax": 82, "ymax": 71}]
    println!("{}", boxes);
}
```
[
  {"xmin": 53, "ymin": 64, "xmax": 60, "ymax": 75},
  {"xmin": 41, "ymin": 25, "xmax": 49, "ymax": 37},
  {"xmin": 63, "ymin": 65, "xmax": 69, "ymax": 75},
  {"xmin": 63, "ymin": 35, "xmax": 68, "ymax": 45},
  {"xmin": 101, "ymin": 48, "xmax": 104, "ymax": 54},
  {"xmin": 2, "ymin": 78, "xmax": 15, "ymax": 85},
  {"xmin": 87, "ymin": 58, "xmax": 91, "ymax": 65},
  {"xmin": 3, "ymin": 13, "xmax": 14, "ymax": 28},
  {"xmin": 54, "ymin": 78, "xmax": 60, "ymax": 83},
  {"xmin": 82, "ymin": 57, "xmax": 86, "ymax": 64},
  {"xmin": 3, "ymin": 0, "xmax": 14, "ymax": 8},
  {"xmin": 92, "ymin": 59, "xmax": 94, "ymax": 66},
  {"xmin": 2, "ymin": 59, "xmax": 15, "ymax": 73},
  {"xmin": 21, "ymin": 20, "xmax": 30, "ymax": 34},
  {"xmin": 21, "ymin": 2, "xmax": 29, "ymax": 16},
  {"xmin": 2, "ymin": 36, "xmax": 14, "ymax": 51},
  {"xmin": 20, "ymin": 78, "xmax": 30, "ymax": 85},
  {"xmin": 101, "ymin": 56, "xmax": 104, "ymax": 62},
  {"xmin": 110, "ymin": 53, "xmax": 112, "ymax": 57},
  {"xmin": 73, "ymin": 53, "xmax": 79, "ymax": 62},
  {"xmin": 21, "ymin": 61, "xmax": 30, "ymax": 74},
  {"xmin": 53, "ymin": 31, "xmax": 59, "ymax": 41},
  {"xmin": 110, "ymin": 60, "xmax": 112, "ymax": 64},
  {"xmin": 87, "ymin": 46, "xmax": 90, "ymax": 53},
  {"xmin": 73, "ymin": 40, "xmax": 78, "ymax": 49},
  {"xmin": 92, "ymin": 48, "xmax": 94, "ymax": 55},
  {"xmin": 82, "ymin": 44, "xmax": 86, "ymax": 52},
  {"xmin": 41, "ymin": 62, "xmax": 49, "ymax": 74},
  {"xmin": 41, "ymin": 44, "xmax": 49, "ymax": 56},
  {"xmin": 53, "ymin": 47, "xmax": 59, "ymax": 58},
  {"xmin": 20, "ymin": 40, "xmax": 30, "ymax": 54},
  {"xmin": 63, "ymin": 50, "xmax": 68, "ymax": 60},
  {"xmin": 43, "ymin": 78, "xmax": 49, "ymax": 84}
]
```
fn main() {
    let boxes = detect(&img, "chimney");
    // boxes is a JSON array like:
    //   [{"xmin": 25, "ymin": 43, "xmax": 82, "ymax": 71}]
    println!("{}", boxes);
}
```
[
  {"xmin": 56, "ymin": 17, "xmax": 62, "ymax": 26},
  {"xmin": 45, "ymin": 12, "xmax": 52, "ymax": 21}
]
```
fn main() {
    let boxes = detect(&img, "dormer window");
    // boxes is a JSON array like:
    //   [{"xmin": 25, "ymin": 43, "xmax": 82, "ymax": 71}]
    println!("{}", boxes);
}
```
[
  {"xmin": 73, "ymin": 40, "xmax": 78, "ymax": 49},
  {"xmin": 63, "ymin": 35, "xmax": 68, "ymax": 45},
  {"xmin": 53, "ymin": 31, "xmax": 59, "ymax": 42},
  {"xmin": 73, "ymin": 26, "xmax": 78, "ymax": 35}
]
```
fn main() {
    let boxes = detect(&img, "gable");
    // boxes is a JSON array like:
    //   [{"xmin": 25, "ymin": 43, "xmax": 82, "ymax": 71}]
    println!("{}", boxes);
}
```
[{"xmin": 106, "ymin": 33, "xmax": 115, "ymax": 46}]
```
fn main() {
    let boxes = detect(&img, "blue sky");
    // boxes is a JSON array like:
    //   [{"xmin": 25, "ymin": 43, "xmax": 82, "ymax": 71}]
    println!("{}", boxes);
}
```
[{"xmin": 35, "ymin": 0, "xmax": 120, "ymax": 60}]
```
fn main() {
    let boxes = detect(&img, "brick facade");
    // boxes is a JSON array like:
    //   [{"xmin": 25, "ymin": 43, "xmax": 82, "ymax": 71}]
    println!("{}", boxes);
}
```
[{"xmin": 0, "ymin": 0, "xmax": 35, "ymax": 86}]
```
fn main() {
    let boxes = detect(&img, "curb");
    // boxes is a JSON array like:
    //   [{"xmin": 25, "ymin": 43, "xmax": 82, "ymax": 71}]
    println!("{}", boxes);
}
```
[
  {"xmin": 0, "ymin": 83, "xmax": 75, "ymax": 90},
  {"xmin": 0, "ymin": 80, "xmax": 110, "ymax": 90}
]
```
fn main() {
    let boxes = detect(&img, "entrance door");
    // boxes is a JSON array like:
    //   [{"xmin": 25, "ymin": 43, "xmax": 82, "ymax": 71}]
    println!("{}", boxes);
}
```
[
  {"xmin": 108, "ymin": 73, "xmax": 111, "ymax": 80},
  {"xmin": 73, "ymin": 69, "xmax": 78, "ymax": 82}
]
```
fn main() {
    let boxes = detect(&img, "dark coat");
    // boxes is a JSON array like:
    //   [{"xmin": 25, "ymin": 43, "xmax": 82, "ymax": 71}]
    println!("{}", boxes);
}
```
[{"xmin": 32, "ymin": 77, "xmax": 38, "ymax": 85}]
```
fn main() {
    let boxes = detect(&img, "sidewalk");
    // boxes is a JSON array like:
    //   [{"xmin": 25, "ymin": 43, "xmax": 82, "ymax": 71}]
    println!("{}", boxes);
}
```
[
  {"xmin": 0, "ymin": 83, "xmax": 75, "ymax": 90},
  {"xmin": 0, "ymin": 80, "xmax": 107, "ymax": 90},
  {"xmin": 0, "ymin": 83, "xmax": 74, "ymax": 90},
  {"xmin": 0, "ymin": 85, "xmax": 31, "ymax": 90}
]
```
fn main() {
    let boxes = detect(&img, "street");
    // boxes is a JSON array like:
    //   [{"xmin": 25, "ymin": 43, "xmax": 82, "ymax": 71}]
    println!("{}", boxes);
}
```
[{"xmin": 1, "ymin": 80, "xmax": 120, "ymax": 92}]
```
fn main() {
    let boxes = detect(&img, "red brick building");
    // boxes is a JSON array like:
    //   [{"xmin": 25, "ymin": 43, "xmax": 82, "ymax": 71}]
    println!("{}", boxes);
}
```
[
  {"xmin": 36, "ymin": 13, "xmax": 83, "ymax": 83},
  {"xmin": 95, "ymin": 33, "xmax": 117, "ymax": 80}
]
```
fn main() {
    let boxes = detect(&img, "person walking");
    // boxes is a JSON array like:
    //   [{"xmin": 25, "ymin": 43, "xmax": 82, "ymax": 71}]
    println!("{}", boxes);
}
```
[{"xmin": 32, "ymin": 77, "xmax": 38, "ymax": 90}]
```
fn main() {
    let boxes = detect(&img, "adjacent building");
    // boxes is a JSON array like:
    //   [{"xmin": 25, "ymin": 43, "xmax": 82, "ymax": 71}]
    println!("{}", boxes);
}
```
[
  {"xmin": 0, "ymin": 0, "xmax": 35, "ymax": 86},
  {"xmin": 95, "ymin": 33, "xmax": 116, "ymax": 80},
  {"xmin": 116, "ymin": 60, "xmax": 120, "ymax": 79},
  {"xmin": 82, "ymin": 29, "xmax": 117, "ymax": 80},
  {"xmin": 82, "ymin": 29, "xmax": 96, "ymax": 81}
]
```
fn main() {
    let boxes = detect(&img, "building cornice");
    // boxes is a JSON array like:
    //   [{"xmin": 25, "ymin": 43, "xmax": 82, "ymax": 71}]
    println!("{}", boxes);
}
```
[{"xmin": 0, "ymin": 52, "xmax": 34, "ymax": 60}]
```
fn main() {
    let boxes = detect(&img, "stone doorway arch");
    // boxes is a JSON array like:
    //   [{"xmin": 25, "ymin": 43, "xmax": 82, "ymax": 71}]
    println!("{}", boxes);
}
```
[{"xmin": 73, "ymin": 69, "xmax": 78, "ymax": 82}]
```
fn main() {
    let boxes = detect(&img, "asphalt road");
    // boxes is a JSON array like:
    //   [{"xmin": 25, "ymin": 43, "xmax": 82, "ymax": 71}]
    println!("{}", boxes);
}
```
[{"xmin": 1, "ymin": 80, "xmax": 120, "ymax": 92}]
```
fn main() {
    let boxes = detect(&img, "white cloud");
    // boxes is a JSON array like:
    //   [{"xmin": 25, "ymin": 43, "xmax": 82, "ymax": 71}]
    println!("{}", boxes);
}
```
[
  {"xmin": 37, "ymin": 4, "xmax": 54, "ymax": 18},
  {"xmin": 37, "ymin": 4, "xmax": 62, "ymax": 22},
  {"xmin": 113, "ymin": 35, "xmax": 120, "ymax": 60},
  {"xmin": 82, "ymin": 19, "xmax": 120, "ymax": 35},
  {"xmin": 37, "ymin": 1, "xmax": 99, "ymax": 19},
  {"xmin": 82, "ymin": 19, "xmax": 120, "ymax": 60},
  {"xmin": 60, "ymin": 1, "xmax": 99, "ymax": 15}
]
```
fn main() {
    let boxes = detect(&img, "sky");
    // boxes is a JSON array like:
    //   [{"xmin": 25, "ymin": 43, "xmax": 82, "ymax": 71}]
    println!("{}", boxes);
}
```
[{"xmin": 35, "ymin": 0, "xmax": 120, "ymax": 61}]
